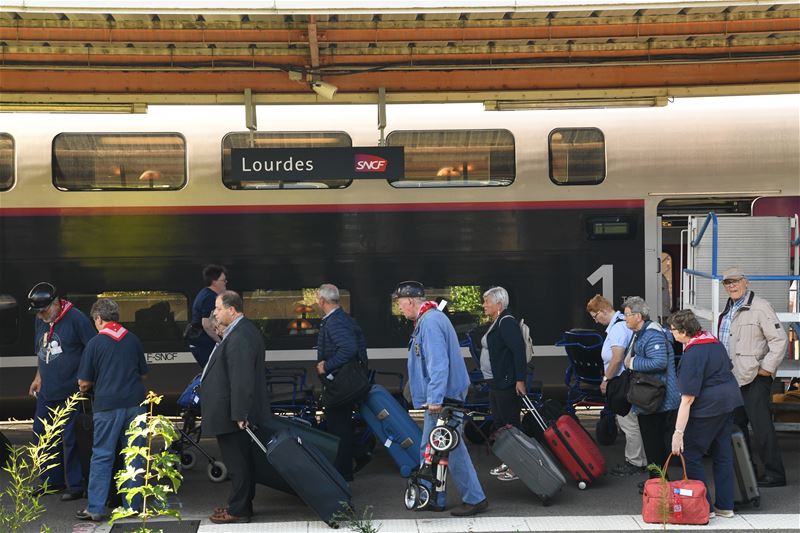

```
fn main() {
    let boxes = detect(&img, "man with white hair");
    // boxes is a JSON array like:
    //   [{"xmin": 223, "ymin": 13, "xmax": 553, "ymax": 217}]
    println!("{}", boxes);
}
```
[
  {"xmin": 717, "ymin": 267, "xmax": 787, "ymax": 487},
  {"xmin": 395, "ymin": 281, "xmax": 488, "ymax": 517},
  {"xmin": 315, "ymin": 283, "xmax": 369, "ymax": 481}
]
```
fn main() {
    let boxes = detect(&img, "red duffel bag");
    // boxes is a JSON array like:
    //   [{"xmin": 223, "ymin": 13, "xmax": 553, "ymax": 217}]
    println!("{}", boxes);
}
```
[{"xmin": 642, "ymin": 453, "xmax": 709, "ymax": 525}]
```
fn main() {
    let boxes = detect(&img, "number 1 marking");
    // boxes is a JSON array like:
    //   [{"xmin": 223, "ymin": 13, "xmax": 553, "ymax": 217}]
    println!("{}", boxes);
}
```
[{"xmin": 587, "ymin": 264, "xmax": 614, "ymax": 303}]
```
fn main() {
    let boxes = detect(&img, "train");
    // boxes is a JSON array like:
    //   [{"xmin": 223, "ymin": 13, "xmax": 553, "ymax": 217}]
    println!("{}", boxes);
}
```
[{"xmin": 1, "ymin": 94, "xmax": 798, "ymax": 419}]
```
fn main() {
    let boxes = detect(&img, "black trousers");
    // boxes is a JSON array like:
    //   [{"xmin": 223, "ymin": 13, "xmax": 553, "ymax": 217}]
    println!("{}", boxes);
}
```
[
  {"xmin": 637, "ymin": 409, "xmax": 677, "ymax": 478},
  {"xmin": 489, "ymin": 387, "xmax": 521, "ymax": 431},
  {"xmin": 325, "ymin": 401, "xmax": 355, "ymax": 480},
  {"xmin": 216, "ymin": 430, "xmax": 255, "ymax": 517},
  {"xmin": 734, "ymin": 375, "xmax": 785, "ymax": 480}
]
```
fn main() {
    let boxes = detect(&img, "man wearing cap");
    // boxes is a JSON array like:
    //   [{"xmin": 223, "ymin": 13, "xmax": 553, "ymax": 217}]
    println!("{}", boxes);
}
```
[
  {"xmin": 395, "ymin": 281, "xmax": 488, "ymax": 517},
  {"xmin": 27, "ymin": 282, "xmax": 96, "ymax": 499},
  {"xmin": 717, "ymin": 267, "xmax": 788, "ymax": 487}
]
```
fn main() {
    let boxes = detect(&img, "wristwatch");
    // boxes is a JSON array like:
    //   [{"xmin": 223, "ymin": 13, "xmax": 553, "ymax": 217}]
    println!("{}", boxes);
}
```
[{"xmin": 602, "ymin": 376, "xmax": 608, "ymax": 382}]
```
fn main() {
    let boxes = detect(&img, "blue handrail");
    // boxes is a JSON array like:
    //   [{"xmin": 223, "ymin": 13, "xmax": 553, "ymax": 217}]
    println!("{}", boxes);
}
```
[{"xmin": 690, "ymin": 211, "xmax": 719, "ymax": 277}]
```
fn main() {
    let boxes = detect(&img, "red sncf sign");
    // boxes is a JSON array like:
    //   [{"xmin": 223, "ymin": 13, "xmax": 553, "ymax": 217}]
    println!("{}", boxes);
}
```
[{"xmin": 354, "ymin": 154, "xmax": 388, "ymax": 172}]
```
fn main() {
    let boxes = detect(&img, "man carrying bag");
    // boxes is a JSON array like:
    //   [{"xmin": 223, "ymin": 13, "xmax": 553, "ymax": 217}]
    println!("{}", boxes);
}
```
[{"xmin": 315, "ymin": 284, "xmax": 369, "ymax": 481}]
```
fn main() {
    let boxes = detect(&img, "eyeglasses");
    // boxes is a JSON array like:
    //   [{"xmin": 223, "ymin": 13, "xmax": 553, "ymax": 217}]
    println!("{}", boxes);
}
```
[
  {"xmin": 589, "ymin": 311, "xmax": 600, "ymax": 320},
  {"xmin": 722, "ymin": 279, "xmax": 742, "ymax": 286},
  {"xmin": 623, "ymin": 311, "xmax": 640, "ymax": 318}
]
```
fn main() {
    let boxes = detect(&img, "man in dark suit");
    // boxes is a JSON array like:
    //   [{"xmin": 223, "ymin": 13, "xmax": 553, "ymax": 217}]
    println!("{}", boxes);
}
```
[
  {"xmin": 200, "ymin": 290, "xmax": 270, "ymax": 525},
  {"xmin": 315, "ymin": 283, "xmax": 368, "ymax": 481}
]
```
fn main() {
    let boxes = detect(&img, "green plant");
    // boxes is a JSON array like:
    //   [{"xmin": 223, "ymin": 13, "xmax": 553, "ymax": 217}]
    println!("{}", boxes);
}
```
[
  {"xmin": 332, "ymin": 502, "xmax": 381, "ymax": 533},
  {"xmin": 0, "ymin": 392, "xmax": 81, "ymax": 533},
  {"xmin": 646, "ymin": 462, "xmax": 670, "ymax": 530},
  {"xmin": 110, "ymin": 391, "xmax": 183, "ymax": 533}
]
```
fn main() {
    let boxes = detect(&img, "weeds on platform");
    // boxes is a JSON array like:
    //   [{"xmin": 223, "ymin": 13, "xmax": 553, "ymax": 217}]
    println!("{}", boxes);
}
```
[
  {"xmin": 0, "ymin": 392, "xmax": 81, "ymax": 533},
  {"xmin": 110, "ymin": 391, "xmax": 183, "ymax": 533},
  {"xmin": 332, "ymin": 502, "xmax": 381, "ymax": 533},
  {"xmin": 646, "ymin": 462, "xmax": 670, "ymax": 530}
]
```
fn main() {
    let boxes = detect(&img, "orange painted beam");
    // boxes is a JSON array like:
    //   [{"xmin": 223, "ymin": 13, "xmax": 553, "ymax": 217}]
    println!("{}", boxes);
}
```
[
  {"xmin": 1, "ymin": 60, "xmax": 797, "ymax": 93},
  {"xmin": 1, "ymin": 18, "xmax": 798, "ymax": 44}
]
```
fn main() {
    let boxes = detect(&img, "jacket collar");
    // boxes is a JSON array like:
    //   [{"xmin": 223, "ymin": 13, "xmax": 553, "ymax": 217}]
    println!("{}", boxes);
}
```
[{"xmin": 720, "ymin": 290, "xmax": 755, "ymax": 317}]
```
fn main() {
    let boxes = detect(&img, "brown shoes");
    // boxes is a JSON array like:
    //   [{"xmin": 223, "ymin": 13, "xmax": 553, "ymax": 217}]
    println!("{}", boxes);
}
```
[{"xmin": 209, "ymin": 509, "xmax": 251, "ymax": 524}]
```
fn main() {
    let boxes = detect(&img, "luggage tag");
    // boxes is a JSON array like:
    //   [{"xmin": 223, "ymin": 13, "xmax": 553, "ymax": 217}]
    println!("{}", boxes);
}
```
[{"xmin": 384, "ymin": 438, "xmax": 393, "ymax": 448}]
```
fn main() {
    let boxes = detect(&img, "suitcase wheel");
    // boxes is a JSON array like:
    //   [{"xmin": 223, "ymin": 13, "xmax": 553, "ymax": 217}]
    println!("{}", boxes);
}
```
[
  {"xmin": 541, "ymin": 496, "xmax": 552, "ymax": 507},
  {"xmin": 577, "ymin": 481, "xmax": 587, "ymax": 490},
  {"xmin": 429, "ymin": 426, "xmax": 459, "ymax": 453},
  {"xmin": 207, "ymin": 460, "xmax": 228, "ymax": 483},
  {"xmin": 753, "ymin": 496, "xmax": 760, "ymax": 508},
  {"xmin": 180, "ymin": 449, "xmax": 197, "ymax": 470}
]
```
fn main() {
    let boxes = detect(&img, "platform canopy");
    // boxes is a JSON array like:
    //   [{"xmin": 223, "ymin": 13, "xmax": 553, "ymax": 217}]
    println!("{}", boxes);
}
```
[{"xmin": 0, "ymin": 0, "xmax": 798, "ymax": 107}]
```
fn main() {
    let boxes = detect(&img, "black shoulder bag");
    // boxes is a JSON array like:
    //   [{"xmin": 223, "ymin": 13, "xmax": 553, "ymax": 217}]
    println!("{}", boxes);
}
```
[
  {"xmin": 606, "ymin": 326, "xmax": 634, "ymax": 417},
  {"xmin": 625, "ymin": 329, "xmax": 668, "ymax": 414}
]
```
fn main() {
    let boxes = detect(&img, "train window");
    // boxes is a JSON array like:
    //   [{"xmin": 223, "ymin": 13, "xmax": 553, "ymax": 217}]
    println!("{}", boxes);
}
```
[
  {"xmin": 222, "ymin": 132, "xmax": 352, "ymax": 189},
  {"xmin": 0, "ymin": 295, "xmax": 19, "ymax": 345},
  {"xmin": 66, "ymin": 292, "xmax": 188, "ymax": 342},
  {"xmin": 52, "ymin": 133, "xmax": 186, "ymax": 191},
  {"xmin": 390, "ymin": 285, "xmax": 486, "ymax": 333},
  {"xmin": 549, "ymin": 128, "xmax": 605, "ymax": 185},
  {"xmin": 243, "ymin": 289, "xmax": 350, "ymax": 341},
  {"xmin": 387, "ymin": 129, "xmax": 515, "ymax": 188},
  {"xmin": 0, "ymin": 133, "xmax": 14, "ymax": 191}
]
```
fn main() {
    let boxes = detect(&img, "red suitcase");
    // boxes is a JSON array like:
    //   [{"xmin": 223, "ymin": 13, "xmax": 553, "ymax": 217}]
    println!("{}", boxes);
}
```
[{"xmin": 543, "ymin": 414, "xmax": 606, "ymax": 489}]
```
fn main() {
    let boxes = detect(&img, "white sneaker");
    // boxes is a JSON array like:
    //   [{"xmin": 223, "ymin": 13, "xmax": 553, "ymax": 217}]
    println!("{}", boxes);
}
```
[
  {"xmin": 708, "ymin": 512, "xmax": 715, "ymax": 520},
  {"xmin": 713, "ymin": 508, "xmax": 734, "ymax": 518},
  {"xmin": 489, "ymin": 464, "xmax": 509, "ymax": 476},
  {"xmin": 497, "ymin": 470, "xmax": 519, "ymax": 481}
]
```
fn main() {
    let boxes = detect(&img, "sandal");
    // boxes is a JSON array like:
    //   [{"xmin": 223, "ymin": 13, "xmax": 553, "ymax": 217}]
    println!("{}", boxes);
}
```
[{"xmin": 209, "ymin": 509, "xmax": 251, "ymax": 524}]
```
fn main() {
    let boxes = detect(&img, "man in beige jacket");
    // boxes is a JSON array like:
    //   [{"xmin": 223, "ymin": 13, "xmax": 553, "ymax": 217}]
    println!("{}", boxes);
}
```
[{"xmin": 717, "ymin": 267, "xmax": 787, "ymax": 488}]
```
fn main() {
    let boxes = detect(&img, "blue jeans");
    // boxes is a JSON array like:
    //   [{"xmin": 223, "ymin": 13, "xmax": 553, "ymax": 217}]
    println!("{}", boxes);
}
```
[
  {"xmin": 420, "ymin": 411, "xmax": 486, "ymax": 508},
  {"xmin": 87, "ymin": 406, "xmax": 145, "ymax": 515},
  {"xmin": 683, "ymin": 412, "xmax": 735, "ymax": 511},
  {"xmin": 33, "ymin": 395, "xmax": 82, "ymax": 491}
]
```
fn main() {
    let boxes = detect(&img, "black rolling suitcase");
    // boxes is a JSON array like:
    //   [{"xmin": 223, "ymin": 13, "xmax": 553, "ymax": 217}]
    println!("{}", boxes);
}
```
[
  {"xmin": 248, "ymin": 427, "xmax": 352, "ymax": 527},
  {"xmin": 731, "ymin": 430, "xmax": 760, "ymax": 508}
]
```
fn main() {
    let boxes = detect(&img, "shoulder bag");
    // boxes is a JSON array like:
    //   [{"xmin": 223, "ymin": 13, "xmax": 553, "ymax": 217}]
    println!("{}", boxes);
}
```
[
  {"xmin": 320, "ymin": 357, "xmax": 371, "ymax": 409},
  {"xmin": 606, "ymin": 370, "xmax": 632, "ymax": 416}
]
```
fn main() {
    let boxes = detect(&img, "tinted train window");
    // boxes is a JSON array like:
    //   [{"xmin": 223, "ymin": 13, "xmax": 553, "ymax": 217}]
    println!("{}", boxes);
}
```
[
  {"xmin": 0, "ymin": 295, "xmax": 19, "ymax": 344},
  {"xmin": 222, "ymin": 132, "xmax": 352, "ymax": 190},
  {"xmin": 243, "ymin": 289, "xmax": 351, "ymax": 341},
  {"xmin": 390, "ymin": 285, "xmax": 486, "ymax": 336},
  {"xmin": 387, "ymin": 130, "xmax": 514, "ymax": 188},
  {"xmin": 0, "ymin": 133, "xmax": 14, "ymax": 191},
  {"xmin": 67, "ymin": 292, "xmax": 187, "ymax": 342},
  {"xmin": 549, "ymin": 128, "xmax": 605, "ymax": 185},
  {"xmin": 52, "ymin": 133, "xmax": 186, "ymax": 191}
]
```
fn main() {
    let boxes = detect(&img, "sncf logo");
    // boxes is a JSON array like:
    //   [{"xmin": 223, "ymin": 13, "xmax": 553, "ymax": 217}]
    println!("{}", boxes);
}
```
[{"xmin": 354, "ymin": 154, "xmax": 388, "ymax": 172}]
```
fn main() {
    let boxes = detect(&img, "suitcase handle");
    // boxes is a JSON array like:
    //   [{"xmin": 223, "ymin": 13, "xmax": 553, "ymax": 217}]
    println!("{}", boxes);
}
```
[
  {"xmin": 520, "ymin": 394, "xmax": 547, "ymax": 432},
  {"xmin": 245, "ymin": 426, "xmax": 268, "ymax": 455}
]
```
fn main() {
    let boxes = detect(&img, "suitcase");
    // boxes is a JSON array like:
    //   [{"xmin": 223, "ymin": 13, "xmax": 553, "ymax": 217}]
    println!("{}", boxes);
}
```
[
  {"xmin": 731, "ymin": 430, "xmax": 760, "ymax": 508},
  {"xmin": 250, "ymin": 416, "xmax": 340, "ymax": 495},
  {"xmin": 522, "ymin": 395, "xmax": 606, "ymax": 488},
  {"xmin": 249, "ymin": 427, "xmax": 352, "ymax": 527},
  {"xmin": 359, "ymin": 384, "xmax": 421, "ymax": 477},
  {"xmin": 492, "ymin": 425, "xmax": 566, "ymax": 505}
]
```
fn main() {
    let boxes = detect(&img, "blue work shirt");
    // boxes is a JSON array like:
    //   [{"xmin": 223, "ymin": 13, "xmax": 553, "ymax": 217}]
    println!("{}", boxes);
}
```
[
  {"xmin": 191, "ymin": 287, "xmax": 217, "ymax": 350},
  {"xmin": 407, "ymin": 308, "xmax": 470, "ymax": 409},
  {"xmin": 34, "ymin": 304, "xmax": 96, "ymax": 401}
]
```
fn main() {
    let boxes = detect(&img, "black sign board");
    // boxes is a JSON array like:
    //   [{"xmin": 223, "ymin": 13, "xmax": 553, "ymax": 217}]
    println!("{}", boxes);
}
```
[{"xmin": 231, "ymin": 146, "xmax": 404, "ymax": 182}]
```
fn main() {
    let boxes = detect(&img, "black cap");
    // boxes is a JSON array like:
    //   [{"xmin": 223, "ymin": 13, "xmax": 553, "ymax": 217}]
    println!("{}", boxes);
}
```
[
  {"xmin": 28, "ymin": 282, "xmax": 57, "ymax": 312},
  {"xmin": 393, "ymin": 281, "xmax": 425, "ymax": 298}
]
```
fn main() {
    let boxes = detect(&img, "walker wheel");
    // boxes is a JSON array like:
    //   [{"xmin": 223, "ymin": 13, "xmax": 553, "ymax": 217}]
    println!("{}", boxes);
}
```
[
  {"xmin": 180, "ymin": 449, "xmax": 197, "ymax": 470},
  {"xmin": 429, "ymin": 426, "xmax": 459, "ymax": 453},
  {"xmin": 208, "ymin": 460, "xmax": 228, "ymax": 483},
  {"xmin": 417, "ymin": 485, "xmax": 430, "ymax": 509},
  {"xmin": 404, "ymin": 483, "xmax": 419, "ymax": 510}
]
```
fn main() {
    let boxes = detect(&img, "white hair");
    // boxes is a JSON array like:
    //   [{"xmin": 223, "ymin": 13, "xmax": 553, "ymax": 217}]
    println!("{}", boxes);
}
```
[
  {"xmin": 318, "ymin": 283, "xmax": 340, "ymax": 304},
  {"xmin": 483, "ymin": 286, "xmax": 509, "ymax": 310}
]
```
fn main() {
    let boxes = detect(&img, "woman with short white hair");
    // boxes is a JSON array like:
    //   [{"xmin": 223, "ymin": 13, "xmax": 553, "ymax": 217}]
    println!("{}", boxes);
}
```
[{"xmin": 482, "ymin": 286, "xmax": 527, "ymax": 481}]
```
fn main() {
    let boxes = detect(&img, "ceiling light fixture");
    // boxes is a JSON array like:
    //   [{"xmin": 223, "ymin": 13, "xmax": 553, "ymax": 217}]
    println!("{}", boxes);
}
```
[{"xmin": 484, "ymin": 96, "xmax": 668, "ymax": 111}]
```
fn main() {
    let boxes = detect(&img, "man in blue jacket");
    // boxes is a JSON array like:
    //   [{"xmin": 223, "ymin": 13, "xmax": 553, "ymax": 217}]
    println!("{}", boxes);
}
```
[
  {"xmin": 315, "ymin": 283, "xmax": 368, "ymax": 481},
  {"xmin": 395, "ymin": 281, "xmax": 487, "ymax": 517}
]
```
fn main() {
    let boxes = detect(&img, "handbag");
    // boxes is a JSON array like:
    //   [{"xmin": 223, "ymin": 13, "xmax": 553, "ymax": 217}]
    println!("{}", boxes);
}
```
[
  {"xmin": 320, "ymin": 358, "xmax": 371, "ymax": 409},
  {"xmin": 642, "ymin": 453, "xmax": 709, "ymax": 525},
  {"xmin": 606, "ymin": 370, "xmax": 632, "ymax": 417},
  {"xmin": 626, "ymin": 372, "xmax": 666, "ymax": 414}
]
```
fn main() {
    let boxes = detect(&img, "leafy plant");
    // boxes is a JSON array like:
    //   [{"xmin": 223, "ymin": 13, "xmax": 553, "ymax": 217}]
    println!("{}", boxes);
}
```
[
  {"xmin": 0, "ymin": 392, "xmax": 81, "ymax": 533},
  {"xmin": 332, "ymin": 502, "xmax": 381, "ymax": 533},
  {"xmin": 646, "ymin": 462, "xmax": 670, "ymax": 530},
  {"xmin": 110, "ymin": 391, "xmax": 183, "ymax": 533}
]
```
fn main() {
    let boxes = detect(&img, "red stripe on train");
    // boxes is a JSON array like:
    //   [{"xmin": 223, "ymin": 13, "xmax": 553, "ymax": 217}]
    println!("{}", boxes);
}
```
[{"xmin": 0, "ymin": 199, "xmax": 644, "ymax": 217}]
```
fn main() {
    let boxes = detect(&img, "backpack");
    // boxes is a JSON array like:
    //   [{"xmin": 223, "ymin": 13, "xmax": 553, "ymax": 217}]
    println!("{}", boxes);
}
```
[
  {"xmin": 519, "ymin": 318, "xmax": 534, "ymax": 363},
  {"xmin": 500, "ymin": 315, "xmax": 534, "ymax": 363}
]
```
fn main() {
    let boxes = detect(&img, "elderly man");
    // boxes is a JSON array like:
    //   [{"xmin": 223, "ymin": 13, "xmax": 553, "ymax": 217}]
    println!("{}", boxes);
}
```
[
  {"xmin": 76, "ymin": 298, "xmax": 148, "ymax": 522},
  {"xmin": 315, "ymin": 283, "xmax": 369, "ymax": 481},
  {"xmin": 201, "ymin": 290, "xmax": 270, "ymax": 524},
  {"xmin": 27, "ymin": 282, "xmax": 95, "ymax": 500},
  {"xmin": 586, "ymin": 294, "xmax": 646, "ymax": 477},
  {"xmin": 717, "ymin": 267, "xmax": 787, "ymax": 487},
  {"xmin": 395, "ymin": 281, "xmax": 488, "ymax": 517}
]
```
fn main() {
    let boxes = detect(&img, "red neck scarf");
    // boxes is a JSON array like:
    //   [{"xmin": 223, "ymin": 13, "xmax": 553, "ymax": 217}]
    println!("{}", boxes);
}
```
[
  {"xmin": 684, "ymin": 330, "xmax": 719, "ymax": 350},
  {"xmin": 46, "ymin": 299, "xmax": 73, "ymax": 342},
  {"xmin": 98, "ymin": 321, "xmax": 128, "ymax": 341},
  {"xmin": 415, "ymin": 301, "xmax": 439, "ymax": 322}
]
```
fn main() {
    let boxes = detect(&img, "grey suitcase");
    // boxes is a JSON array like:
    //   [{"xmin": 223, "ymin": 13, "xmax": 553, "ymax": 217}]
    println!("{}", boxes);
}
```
[
  {"xmin": 731, "ymin": 430, "xmax": 760, "ymax": 508},
  {"xmin": 492, "ymin": 425, "xmax": 566, "ymax": 505}
]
